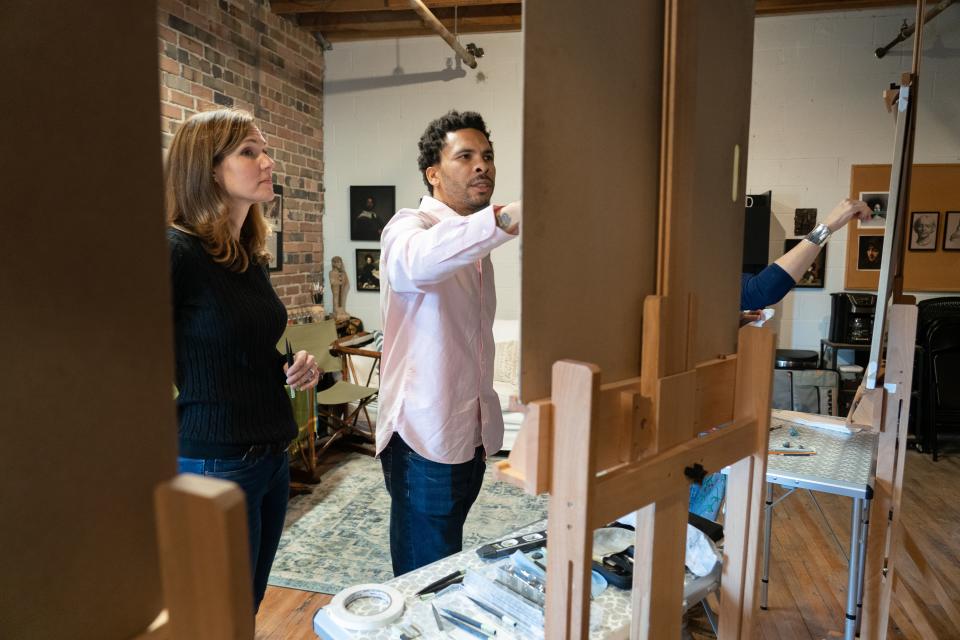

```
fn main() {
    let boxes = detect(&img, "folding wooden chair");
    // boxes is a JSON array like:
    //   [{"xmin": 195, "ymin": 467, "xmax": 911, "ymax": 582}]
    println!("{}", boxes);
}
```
[
  {"xmin": 330, "ymin": 331, "xmax": 382, "ymax": 438},
  {"xmin": 280, "ymin": 319, "xmax": 379, "ymax": 460}
]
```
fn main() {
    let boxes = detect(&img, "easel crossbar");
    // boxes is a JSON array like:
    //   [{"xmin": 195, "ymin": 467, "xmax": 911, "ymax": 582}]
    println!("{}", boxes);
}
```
[{"xmin": 591, "ymin": 416, "xmax": 757, "ymax": 528}]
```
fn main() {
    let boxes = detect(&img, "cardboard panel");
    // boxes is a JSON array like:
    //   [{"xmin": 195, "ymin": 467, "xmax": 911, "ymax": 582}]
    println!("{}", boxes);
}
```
[
  {"xmin": 0, "ymin": 2, "xmax": 175, "ymax": 638},
  {"xmin": 521, "ymin": 0, "xmax": 752, "ymax": 401},
  {"xmin": 657, "ymin": 0, "xmax": 753, "ymax": 374},
  {"xmin": 846, "ymin": 164, "xmax": 960, "ymax": 292},
  {"xmin": 520, "ymin": 0, "xmax": 662, "ymax": 402},
  {"xmin": 686, "ymin": 0, "xmax": 754, "ymax": 365}
]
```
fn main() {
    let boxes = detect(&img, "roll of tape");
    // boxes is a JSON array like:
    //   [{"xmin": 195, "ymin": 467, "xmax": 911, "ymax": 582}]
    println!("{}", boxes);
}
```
[{"xmin": 327, "ymin": 583, "xmax": 405, "ymax": 631}]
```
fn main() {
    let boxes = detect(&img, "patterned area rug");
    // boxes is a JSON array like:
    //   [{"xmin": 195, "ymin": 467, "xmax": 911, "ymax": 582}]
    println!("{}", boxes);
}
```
[{"xmin": 267, "ymin": 453, "xmax": 548, "ymax": 594}]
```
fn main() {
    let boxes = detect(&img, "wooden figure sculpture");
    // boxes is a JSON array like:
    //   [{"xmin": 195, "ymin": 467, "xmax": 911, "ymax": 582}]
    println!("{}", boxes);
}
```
[{"xmin": 329, "ymin": 255, "xmax": 350, "ymax": 322}]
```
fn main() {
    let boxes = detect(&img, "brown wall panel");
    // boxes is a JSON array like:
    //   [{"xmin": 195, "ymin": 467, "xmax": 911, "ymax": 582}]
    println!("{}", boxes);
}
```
[
  {"xmin": 846, "ymin": 164, "xmax": 960, "ymax": 292},
  {"xmin": 0, "ymin": 2, "xmax": 176, "ymax": 638}
]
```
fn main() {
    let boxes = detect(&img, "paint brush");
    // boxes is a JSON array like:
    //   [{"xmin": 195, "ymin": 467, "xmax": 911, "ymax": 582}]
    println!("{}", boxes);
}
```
[
  {"xmin": 285, "ymin": 339, "xmax": 296, "ymax": 398},
  {"xmin": 415, "ymin": 569, "xmax": 465, "ymax": 596},
  {"xmin": 465, "ymin": 595, "xmax": 517, "ymax": 629}
]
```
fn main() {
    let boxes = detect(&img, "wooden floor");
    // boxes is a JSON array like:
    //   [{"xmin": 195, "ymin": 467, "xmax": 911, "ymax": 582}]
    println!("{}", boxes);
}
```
[{"xmin": 255, "ymin": 446, "xmax": 960, "ymax": 640}]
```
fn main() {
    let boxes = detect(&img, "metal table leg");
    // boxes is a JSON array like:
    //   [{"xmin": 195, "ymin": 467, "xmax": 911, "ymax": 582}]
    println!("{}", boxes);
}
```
[
  {"xmin": 844, "ymin": 497, "xmax": 863, "ymax": 640},
  {"xmin": 761, "ymin": 482, "xmax": 773, "ymax": 610},
  {"xmin": 855, "ymin": 495, "xmax": 872, "ymax": 636}
]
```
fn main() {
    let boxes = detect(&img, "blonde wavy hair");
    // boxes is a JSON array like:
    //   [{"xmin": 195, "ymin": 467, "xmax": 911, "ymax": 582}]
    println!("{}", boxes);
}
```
[{"xmin": 165, "ymin": 108, "xmax": 271, "ymax": 272}]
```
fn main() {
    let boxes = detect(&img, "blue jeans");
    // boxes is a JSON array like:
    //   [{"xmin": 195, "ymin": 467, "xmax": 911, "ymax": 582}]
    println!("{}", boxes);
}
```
[
  {"xmin": 177, "ymin": 451, "xmax": 290, "ymax": 613},
  {"xmin": 380, "ymin": 433, "xmax": 485, "ymax": 576}
]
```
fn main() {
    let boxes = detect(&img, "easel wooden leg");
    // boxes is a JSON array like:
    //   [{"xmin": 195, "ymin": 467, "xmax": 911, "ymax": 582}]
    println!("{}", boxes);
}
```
[
  {"xmin": 631, "ymin": 487, "xmax": 689, "ymax": 639},
  {"xmin": 725, "ymin": 325, "xmax": 776, "ymax": 638},
  {"xmin": 545, "ymin": 360, "xmax": 601, "ymax": 640},
  {"xmin": 154, "ymin": 475, "xmax": 254, "ymax": 640},
  {"xmin": 860, "ymin": 304, "xmax": 918, "ymax": 639},
  {"xmin": 719, "ymin": 455, "xmax": 755, "ymax": 639}
]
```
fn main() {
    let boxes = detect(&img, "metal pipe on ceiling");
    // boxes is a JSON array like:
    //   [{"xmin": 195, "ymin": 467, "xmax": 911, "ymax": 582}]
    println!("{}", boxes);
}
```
[
  {"xmin": 407, "ymin": 0, "xmax": 478, "ymax": 68},
  {"xmin": 875, "ymin": 0, "xmax": 956, "ymax": 58}
]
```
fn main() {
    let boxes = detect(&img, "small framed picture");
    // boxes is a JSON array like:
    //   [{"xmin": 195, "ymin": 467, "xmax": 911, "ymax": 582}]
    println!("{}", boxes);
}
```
[
  {"xmin": 784, "ymin": 238, "xmax": 826, "ymax": 288},
  {"xmin": 350, "ymin": 186, "xmax": 395, "ymax": 241},
  {"xmin": 908, "ymin": 211, "xmax": 939, "ymax": 251},
  {"xmin": 944, "ymin": 211, "xmax": 960, "ymax": 251},
  {"xmin": 794, "ymin": 208, "xmax": 817, "ymax": 236},
  {"xmin": 355, "ymin": 248, "xmax": 381, "ymax": 292},
  {"xmin": 858, "ymin": 191, "xmax": 889, "ymax": 228},
  {"xmin": 265, "ymin": 184, "xmax": 283, "ymax": 271},
  {"xmin": 857, "ymin": 234, "xmax": 883, "ymax": 270}
]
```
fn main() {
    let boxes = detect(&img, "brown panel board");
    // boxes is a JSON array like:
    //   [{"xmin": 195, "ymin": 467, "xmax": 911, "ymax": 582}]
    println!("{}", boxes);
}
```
[
  {"xmin": 0, "ymin": 2, "xmax": 176, "ymax": 639},
  {"xmin": 520, "ymin": 0, "xmax": 663, "ymax": 402},
  {"xmin": 686, "ymin": 0, "xmax": 754, "ymax": 365},
  {"xmin": 846, "ymin": 163, "xmax": 960, "ymax": 292},
  {"xmin": 658, "ymin": 0, "xmax": 754, "ymax": 371}
]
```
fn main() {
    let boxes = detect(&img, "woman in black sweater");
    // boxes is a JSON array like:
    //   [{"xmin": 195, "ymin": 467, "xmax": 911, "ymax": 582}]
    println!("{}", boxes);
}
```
[{"xmin": 165, "ymin": 109, "xmax": 321, "ymax": 612}]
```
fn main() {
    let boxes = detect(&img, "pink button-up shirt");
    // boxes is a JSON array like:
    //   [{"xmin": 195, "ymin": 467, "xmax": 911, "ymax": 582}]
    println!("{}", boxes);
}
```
[{"xmin": 377, "ymin": 196, "xmax": 516, "ymax": 464}]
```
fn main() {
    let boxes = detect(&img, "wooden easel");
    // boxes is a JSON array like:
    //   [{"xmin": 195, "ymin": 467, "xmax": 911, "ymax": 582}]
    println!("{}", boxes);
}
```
[
  {"xmin": 845, "ymin": 3, "xmax": 959, "ymax": 636},
  {"xmin": 497, "ymin": 302, "xmax": 775, "ymax": 639},
  {"xmin": 497, "ymin": 0, "xmax": 766, "ymax": 636}
]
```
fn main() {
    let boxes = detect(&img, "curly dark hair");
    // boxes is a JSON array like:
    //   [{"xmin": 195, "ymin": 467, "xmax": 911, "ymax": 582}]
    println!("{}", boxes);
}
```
[{"xmin": 417, "ymin": 110, "xmax": 492, "ymax": 195}]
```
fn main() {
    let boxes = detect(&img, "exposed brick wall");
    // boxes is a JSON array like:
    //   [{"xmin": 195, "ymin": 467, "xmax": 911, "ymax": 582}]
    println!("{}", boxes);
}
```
[{"xmin": 158, "ymin": 0, "xmax": 324, "ymax": 307}]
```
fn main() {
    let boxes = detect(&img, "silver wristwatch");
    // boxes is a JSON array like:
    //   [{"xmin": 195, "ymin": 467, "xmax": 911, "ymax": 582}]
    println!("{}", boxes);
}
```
[
  {"xmin": 496, "ymin": 210, "xmax": 513, "ymax": 230},
  {"xmin": 805, "ymin": 223, "xmax": 832, "ymax": 247}
]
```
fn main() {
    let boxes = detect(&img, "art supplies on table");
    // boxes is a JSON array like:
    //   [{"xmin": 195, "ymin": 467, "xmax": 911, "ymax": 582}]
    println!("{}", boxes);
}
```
[
  {"xmin": 414, "ymin": 569, "xmax": 465, "ymax": 597},
  {"xmin": 772, "ymin": 409, "xmax": 859, "ymax": 434},
  {"xmin": 476, "ymin": 529, "xmax": 547, "ymax": 560},
  {"xmin": 314, "ymin": 583, "xmax": 405, "ymax": 638},
  {"xmin": 769, "ymin": 441, "xmax": 817, "ymax": 456}
]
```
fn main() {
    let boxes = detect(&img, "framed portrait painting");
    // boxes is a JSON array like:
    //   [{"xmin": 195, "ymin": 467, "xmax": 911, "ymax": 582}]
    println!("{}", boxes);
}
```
[
  {"xmin": 908, "ymin": 211, "xmax": 939, "ymax": 251},
  {"xmin": 858, "ymin": 191, "xmax": 889, "ymax": 228},
  {"xmin": 944, "ymin": 212, "xmax": 960, "ymax": 251},
  {"xmin": 784, "ymin": 238, "xmax": 826, "ymax": 288},
  {"xmin": 857, "ymin": 234, "xmax": 883, "ymax": 270},
  {"xmin": 355, "ymin": 248, "xmax": 381, "ymax": 292},
  {"xmin": 265, "ymin": 184, "xmax": 283, "ymax": 271},
  {"xmin": 350, "ymin": 186, "xmax": 395, "ymax": 241}
]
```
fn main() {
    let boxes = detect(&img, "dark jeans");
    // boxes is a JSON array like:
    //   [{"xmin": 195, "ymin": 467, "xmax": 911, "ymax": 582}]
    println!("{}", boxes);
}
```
[
  {"xmin": 177, "ymin": 451, "xmax": 290, "ymax": 613},
  {"xmin": 380, "ymin": 433, "xmax": 485, "ymax": 576}
]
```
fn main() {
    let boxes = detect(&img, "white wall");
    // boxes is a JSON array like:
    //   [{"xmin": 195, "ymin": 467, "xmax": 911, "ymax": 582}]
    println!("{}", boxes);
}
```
[
  {"xmin": 323, "ymin": 33, "xmax": 523, "ymax": 330},
  {"xmin": 324, "ymin": 8, "xmax": 960, "ymax": 341},
  {"xmin": 748, "ymin": 7, "xmax": 960, "ymax": 350}
]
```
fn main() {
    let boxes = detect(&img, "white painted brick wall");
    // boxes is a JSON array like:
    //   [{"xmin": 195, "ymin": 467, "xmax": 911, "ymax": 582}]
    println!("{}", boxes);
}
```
[
  {"xmin": 324, "ymin": 8, "xmax": 959, "ymax": 342},
  {"xmin": 749, "ymin": 7, "xmax": 960, "ymax": 350}
]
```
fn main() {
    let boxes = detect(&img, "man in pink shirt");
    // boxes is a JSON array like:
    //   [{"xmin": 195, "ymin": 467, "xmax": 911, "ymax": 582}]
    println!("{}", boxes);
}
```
[{"xmin": 378, "ymin": 110, "xmax": 521, "ymax": 575}]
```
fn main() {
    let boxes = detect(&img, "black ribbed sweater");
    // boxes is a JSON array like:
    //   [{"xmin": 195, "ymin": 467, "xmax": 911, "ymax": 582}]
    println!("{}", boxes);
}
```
[{"xmin": 168, "ymin": 228, "xmax": 296, "ymax": 458}]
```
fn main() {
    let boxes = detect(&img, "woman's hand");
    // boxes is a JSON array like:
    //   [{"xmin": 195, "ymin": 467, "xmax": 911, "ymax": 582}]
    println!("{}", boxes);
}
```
[
  {"xmin": 284, "ymin": 350, "xmax": 322, "ymax": 390},
  {"xmin": 825, "ymin": 198, "xmax": 872, "ymax": 233},
  {"xmin": 740, "ymin": 309, "xmax": 764, "ymax": 327}
]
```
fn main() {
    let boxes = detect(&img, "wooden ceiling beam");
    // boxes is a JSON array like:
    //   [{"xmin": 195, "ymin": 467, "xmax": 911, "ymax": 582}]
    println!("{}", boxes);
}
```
[
  {"xmin": 320, "ymin": 14, "xmax": 521, "ymax": 40},
  {"xmin": 272, "ymin": 0, "xmax": 513, "ymax": 14},
  {"xmin": 297, "ymin": 3, "xmax": 521, "ymax": 27},
  {"xmin": 756, "ymin": 0, "xmax": 914, "ymax": 16},
  {"xmin": 323, "ymin": 19, "xmax": 521, "ymax": 41},
  {"xmin": 274, "ymin": 0, "xmax": 920, "ymax": 43}
]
